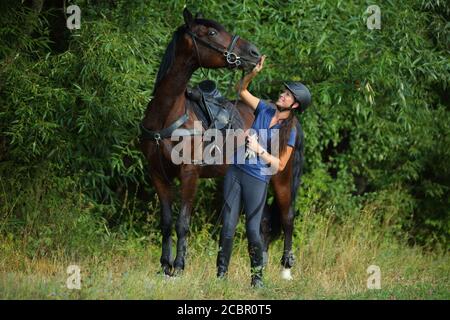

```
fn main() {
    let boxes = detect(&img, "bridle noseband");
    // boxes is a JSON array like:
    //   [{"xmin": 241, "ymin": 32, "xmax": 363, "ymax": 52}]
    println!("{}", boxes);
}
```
[{"xmin": 186, "ymin": 29, "xmax": 242, "ymax": 68}]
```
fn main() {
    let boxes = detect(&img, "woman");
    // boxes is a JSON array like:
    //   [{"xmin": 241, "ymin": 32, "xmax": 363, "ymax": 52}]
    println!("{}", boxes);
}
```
[{"xmin": 216, "ymin": 55, "xmax": 312, "ymax": 287}]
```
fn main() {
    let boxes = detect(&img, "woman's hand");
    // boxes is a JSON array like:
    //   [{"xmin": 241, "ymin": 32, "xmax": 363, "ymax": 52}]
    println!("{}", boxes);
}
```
[
  {"xmin": 246, "ymin": 134, "xmax": 262, "ymax": 154},
  {"xmin": 252, "ymin": 55, "xmax": 266, "ymax": 74}
]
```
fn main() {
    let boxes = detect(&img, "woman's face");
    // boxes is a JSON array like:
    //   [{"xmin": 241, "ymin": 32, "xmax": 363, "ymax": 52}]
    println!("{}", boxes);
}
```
[{"xmin": 276, "ymin": 89, "xmax": 296, "ymax": 108}]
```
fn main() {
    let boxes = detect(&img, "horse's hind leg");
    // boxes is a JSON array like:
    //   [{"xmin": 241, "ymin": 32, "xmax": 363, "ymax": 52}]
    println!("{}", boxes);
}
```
[
  {"xmin": 260, "ymin": 203, "xmax": 275, "ymax": 266},
  {"xmin": 173, "ymin": 166, "xmax": 199, "ymax": 275},
  {"xmin": 151, "ymin": 173, "xmax": 174, "ymax": 276},
  {"xmin": 280, "ymin": 206, "xmax": 295, "ymax": 280},
  {"xmin": 273, "ymin": 184, "xmax": 295, "ymax": 280}
]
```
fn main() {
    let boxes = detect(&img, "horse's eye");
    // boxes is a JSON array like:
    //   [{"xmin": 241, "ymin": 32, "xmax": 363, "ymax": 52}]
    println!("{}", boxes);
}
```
[{"xmin": 208, "ymin": 30, "xmax": 217, "ymax": 36}]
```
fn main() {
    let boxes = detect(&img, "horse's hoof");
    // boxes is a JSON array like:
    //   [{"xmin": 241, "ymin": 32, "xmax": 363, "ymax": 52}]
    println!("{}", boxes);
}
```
[
  {"xmin": 156, "ymin": 271, "xmax": 169, "ymax": 278},
  {"xmin": 281, "ymin": 267, "xmax": 293, "ymax": 281},
  {"xmin": 156, "ymin": 265, "xmax": 173, "ymax": 277},
  {"xmin": 172, "ymin": 268, "xmax": 184, "ymax": 277}
]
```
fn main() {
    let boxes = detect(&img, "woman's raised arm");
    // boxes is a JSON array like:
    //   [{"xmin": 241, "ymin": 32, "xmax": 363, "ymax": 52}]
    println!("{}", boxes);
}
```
[{"xmin": 236, "ymin": 55, "xmax": 266, "ymax": 110}]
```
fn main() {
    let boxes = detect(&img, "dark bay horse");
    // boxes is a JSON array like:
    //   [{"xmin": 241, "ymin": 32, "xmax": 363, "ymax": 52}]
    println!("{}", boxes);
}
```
[{"xmin": 140, "ymin": 8, "xmax": 304, "ymax": 279}]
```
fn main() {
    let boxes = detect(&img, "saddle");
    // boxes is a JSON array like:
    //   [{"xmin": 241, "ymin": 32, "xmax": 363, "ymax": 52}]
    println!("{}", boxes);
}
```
[{"xmin": 186, "ymin": 80, "xmax": 234, "ymax": 130}]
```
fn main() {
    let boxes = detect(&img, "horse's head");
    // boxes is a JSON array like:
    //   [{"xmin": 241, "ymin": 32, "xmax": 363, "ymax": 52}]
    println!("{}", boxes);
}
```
[{"xmin": 182, "ymin": 8, "xmax": 261, "ymax": 71}]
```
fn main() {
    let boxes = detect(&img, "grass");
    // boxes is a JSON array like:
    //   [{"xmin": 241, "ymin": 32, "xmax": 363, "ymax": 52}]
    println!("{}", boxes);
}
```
[
  {"xmin": 0, "ymin": 173, "xmax": 448, "ymax": 299},
  {"xmin": 1, "ymin": 208, "xmax": 448, "ymax": 300}
]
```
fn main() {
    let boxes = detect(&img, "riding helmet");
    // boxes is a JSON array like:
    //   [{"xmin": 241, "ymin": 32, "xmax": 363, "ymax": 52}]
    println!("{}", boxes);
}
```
[{"xmin": 283, "ymin": 81, "xmax": 311, "ymax": 113}]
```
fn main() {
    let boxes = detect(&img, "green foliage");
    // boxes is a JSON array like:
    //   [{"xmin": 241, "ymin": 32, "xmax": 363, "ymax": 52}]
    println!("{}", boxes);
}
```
[
  {"xmin": 0, "ymin": 164, "xmax": 109, "ymax": 259},
  {"xmin": 0, "ymin": 0, "xmax": 449, "ymax": 247}
]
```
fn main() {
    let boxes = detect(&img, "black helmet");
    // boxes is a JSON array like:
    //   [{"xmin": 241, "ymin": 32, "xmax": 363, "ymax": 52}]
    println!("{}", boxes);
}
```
[{"xmin": 283, "ymin": 81, "xmax": 311, "ymax": 113}]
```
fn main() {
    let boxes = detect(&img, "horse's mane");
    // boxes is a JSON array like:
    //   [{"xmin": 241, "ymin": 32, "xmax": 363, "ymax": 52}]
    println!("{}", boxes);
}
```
[
  {"xmin": 152, "ymin": 19, "xmax": 227, "ymax": 94},
  {"xmin": 152, "ymin": 25, "xmax": 186, "ymax": 94}
]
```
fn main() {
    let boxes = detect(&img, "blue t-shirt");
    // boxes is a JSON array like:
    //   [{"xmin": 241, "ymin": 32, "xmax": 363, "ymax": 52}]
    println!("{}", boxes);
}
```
[{"xmin": 234, "ymin": 100, "xmax": 296, "ymax": 183}]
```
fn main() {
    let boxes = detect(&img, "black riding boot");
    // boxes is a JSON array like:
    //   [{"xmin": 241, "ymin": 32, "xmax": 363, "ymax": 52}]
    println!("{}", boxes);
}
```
[
  {"xmin": 216, "ymin": 237, "xmax": 233, "ymax": 278},
  {"xmin": 249, "ymin": 244, "xmax": 264, "ymax": 288}
]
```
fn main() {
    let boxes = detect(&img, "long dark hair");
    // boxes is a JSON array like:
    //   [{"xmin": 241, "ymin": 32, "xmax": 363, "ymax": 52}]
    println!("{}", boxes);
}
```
[{"xmin": 277, "ymin": 110, "xmax": 296, "ymax": 156}]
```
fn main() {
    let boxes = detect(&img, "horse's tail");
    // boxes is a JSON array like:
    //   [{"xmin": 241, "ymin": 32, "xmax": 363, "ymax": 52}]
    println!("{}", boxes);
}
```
[{"xmin": 262, "ymin": 119, "xmax": 305, "ymax": 243}]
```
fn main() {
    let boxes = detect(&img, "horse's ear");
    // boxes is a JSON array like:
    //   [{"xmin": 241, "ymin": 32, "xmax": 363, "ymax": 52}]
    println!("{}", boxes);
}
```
[
  {"xmin": 195, "ymin": 12, "xmax": 203, "ymax": 19},
  {"xmin": 183, "ymin": 8, "xmax": 194, "ymax": 28}
]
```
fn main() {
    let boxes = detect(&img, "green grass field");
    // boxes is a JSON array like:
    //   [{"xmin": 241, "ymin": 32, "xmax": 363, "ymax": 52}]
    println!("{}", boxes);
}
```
[{"xmin": 1, "ymin": 209, "xmax": 448, "ymax": 300}]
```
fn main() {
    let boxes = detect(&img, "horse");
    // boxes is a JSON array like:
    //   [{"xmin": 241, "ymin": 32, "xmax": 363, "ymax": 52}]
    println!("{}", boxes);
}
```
[{"xmin": 140, "ymin": 8, "xmax": 304, "ymax": 280}]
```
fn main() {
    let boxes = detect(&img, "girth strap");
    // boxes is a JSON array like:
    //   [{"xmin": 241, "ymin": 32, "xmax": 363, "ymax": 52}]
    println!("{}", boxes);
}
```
[{"xmin": 140, "ymin": 112, "xmax": 203, "ymax": 143}]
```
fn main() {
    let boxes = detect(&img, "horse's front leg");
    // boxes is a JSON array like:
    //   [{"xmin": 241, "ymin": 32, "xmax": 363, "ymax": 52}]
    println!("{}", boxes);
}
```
[
  {"xmin": 150, "ymin": 172, "xmax": 174, "ymax": 276},
  {"xmin": 173, "ymin": 165, "xmax": 199, "ymax": 275}
]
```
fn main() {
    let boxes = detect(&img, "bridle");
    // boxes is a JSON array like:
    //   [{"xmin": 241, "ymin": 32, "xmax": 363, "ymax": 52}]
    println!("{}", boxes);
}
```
[{"xmin": 186, "ymin": 29, "xmax": 242, "ymax": 69}]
